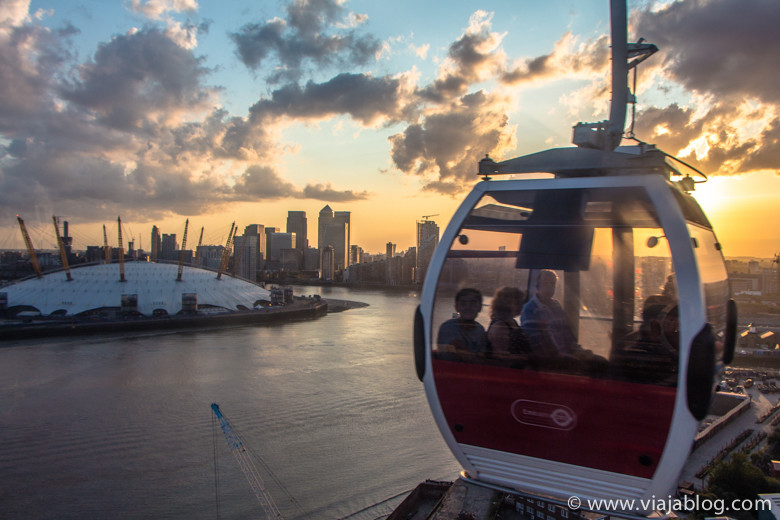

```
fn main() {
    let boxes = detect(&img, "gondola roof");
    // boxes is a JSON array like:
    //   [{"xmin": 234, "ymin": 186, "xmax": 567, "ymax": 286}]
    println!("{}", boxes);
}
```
[{"xmin": 479, "ymin": 145, "xmax": 701, "ymax": 180}]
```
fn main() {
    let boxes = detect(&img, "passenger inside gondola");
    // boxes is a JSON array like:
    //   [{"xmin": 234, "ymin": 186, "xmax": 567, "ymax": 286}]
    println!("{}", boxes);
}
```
[
  {"xmin": 521, "ymin": 270, "xmax": 578, "ymax": 356},
  {"xmin": 521, "ymin": 270, "xmax": 606, "ymax": 373},
  {"xmin": 486, "ymin": 287, "xmax": 532, "ymax": 367},
  {"xmin": 612, "ymin": 295, "xmax": 679, "ymax": 385},
  {"xmin": 521, "ymin": 269, "xmax": 608, "ymax": 375},
  {"xmin": 435, "ymin": 288, "xmax": 489, "ymax": 362}
]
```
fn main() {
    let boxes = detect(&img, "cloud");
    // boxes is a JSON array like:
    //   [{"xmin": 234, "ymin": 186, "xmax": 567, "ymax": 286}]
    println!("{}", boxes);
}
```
[
  {"xmin": 233, "ymin": 166, "xmax": 371, "ymax": 202},
  {"xmin": 630, "ymin": 0, "xmax": 780, "ymax": 176},
  {"xmin": 389, "ymin": 90, "xmax": 516, "ymax": 194},
  {"xmin": 0, "ymin": 18, "xmax": 76, "ymax": 131},
  {"xmin": 302, "ymin": 182, "xmax": 370, "ymax": 202},
  {"xmin": 60, "ymin": 27, "xmax": 217, "ymax": 130},
  {"xmin": 249, "ymin": 72, "xmax": 414, "ymax": 126},
  {"xmin": 0, "ymin": 7, "xmax": 370, "ymax": 224},
  {"xmin": 233, "ymin": 165, "xmax": 298, "ymax": 198},
  {"xmin": 129, "ymin": 0, "xmax": 198, "ymax": 20},
  {"xmin": 230, "ymin": 0, "xmax": 381, "ymax": 83},
  {"xmin": 633, "ymin": 0, "xmax": 780, "ymax": 104},
  {"xmin": 502, "ymin": 32, "xmax": 609, "ymax": 86},
  {"xmin": 420, "ymin": 10, "xmax": 507, "ymax": 102}
]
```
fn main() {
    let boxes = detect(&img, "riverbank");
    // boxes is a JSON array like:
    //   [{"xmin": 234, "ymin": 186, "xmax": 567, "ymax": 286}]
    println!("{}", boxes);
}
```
[
  {"xmin": 0, "ymin": 299, "xmax": 328, "ymax": 341},
  {"xmin": 322, "ymin": 298, "xmax": 370, "ymax": 313}
]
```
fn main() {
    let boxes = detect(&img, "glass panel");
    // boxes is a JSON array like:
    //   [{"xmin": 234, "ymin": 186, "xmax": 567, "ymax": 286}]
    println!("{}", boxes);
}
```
[
  {"xmin": 429, "ymin": 185, "xmax": 681, "ymax": 478},
  {"xmin": 688, "ymin": 223, "xmax": 729, "ymax": 361},
  {"xmin": 431, "ymin": 186, "xmax": 680, "ymax": 386}
]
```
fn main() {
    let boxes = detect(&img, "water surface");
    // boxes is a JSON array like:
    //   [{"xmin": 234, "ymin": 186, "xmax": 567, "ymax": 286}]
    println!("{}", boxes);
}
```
[{"xmin": 0, "ymin": 286, "xmax": 460, "ymax": 519}]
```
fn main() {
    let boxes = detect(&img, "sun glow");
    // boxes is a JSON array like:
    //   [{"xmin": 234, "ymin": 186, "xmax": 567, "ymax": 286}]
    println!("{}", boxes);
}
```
[{"xmin": 690, "ymin": 172, "xmax": 780, "ymax": 258}]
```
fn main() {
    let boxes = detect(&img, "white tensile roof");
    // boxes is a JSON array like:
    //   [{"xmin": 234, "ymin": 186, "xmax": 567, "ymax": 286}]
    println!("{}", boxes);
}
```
[{"xmin": 2, "ymin": 262, "xmax": 271, "ymax": 316}]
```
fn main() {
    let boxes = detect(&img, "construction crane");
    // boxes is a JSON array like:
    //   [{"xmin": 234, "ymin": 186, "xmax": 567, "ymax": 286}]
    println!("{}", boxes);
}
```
[
  {"xmin": 210, "ymin": 404, "xmax": 284, "ymax": 519},
  {"xmin": 176, "ymin": 219, "xmax": 189, "ymax": 281},
  {"xmin": 16, "ymin": 215, "xmax": 42, "ymax": 278},
  {"xmin": 52, "ymin": 216, "xmax": 72, "ymax": 281},
  {"xmin": 420, "ymin": 214, "xmax": 439, "ymax": 220}
]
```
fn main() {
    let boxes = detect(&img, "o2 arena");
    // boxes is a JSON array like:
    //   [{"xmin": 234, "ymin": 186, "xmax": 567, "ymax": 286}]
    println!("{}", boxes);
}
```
[{"xmin": 0, "ymin": 262, "xmax": 327, "ymax": 340}]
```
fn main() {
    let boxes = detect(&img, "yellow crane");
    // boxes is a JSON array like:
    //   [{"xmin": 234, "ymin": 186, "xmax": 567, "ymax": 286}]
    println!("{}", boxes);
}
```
[
  {"xmin": 176, "ymin": 219, "xmax": 189, "ymax": 281},
  {"xmin": 52, "ymin": 216, "xmax": 72, "ymax": 281},
  {"xmin": 193, "ymin": 226, "xmax": 204, "ymax": 266},
  {"xmin": 103, "ymin": 225, "xmax": 111, "ymax": 264},
  {"xmin": 117, "ymin": 216, "xmax": 126, "ymax": 282},
  {"xmin": 16, "ymin": 215, "xmax": 42, "ymax": 278},
  {"xmin": 217, "ymin": 222, "xmax": 235, "ymax": 280}
]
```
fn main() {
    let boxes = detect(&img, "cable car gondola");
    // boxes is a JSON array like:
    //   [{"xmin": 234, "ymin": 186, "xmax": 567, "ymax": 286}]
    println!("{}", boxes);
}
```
[{"xmin": 413, "ymin": 1, "xmax": 737, "ymax": 515}]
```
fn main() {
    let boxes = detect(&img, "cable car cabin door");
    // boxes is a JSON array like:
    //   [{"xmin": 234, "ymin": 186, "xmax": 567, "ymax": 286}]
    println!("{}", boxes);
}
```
[{"xmin": 418, "ymin": 174, "xmax": 728, "ymax": 512}]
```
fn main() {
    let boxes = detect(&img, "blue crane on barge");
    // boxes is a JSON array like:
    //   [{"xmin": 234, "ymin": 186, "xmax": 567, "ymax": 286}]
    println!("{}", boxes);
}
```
[{"xmin": 211, "ymin": 403, "xmax": 284, "ymax": 519}]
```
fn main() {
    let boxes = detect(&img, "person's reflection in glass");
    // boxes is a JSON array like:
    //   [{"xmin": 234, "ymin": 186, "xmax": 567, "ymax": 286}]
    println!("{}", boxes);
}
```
[
  {"xmin": 613, "ymin": 296, "xmax": 679, "ymax": 385},
  {"xmin": 436, "ymin": 288, "xmax": 489, "ymax": 363}
]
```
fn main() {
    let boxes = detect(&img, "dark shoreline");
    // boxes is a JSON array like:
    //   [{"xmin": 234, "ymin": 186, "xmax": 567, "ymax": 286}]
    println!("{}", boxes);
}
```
[{"xmin": 0, "ymin": 299, "xmax": 328, "ymax": 341}]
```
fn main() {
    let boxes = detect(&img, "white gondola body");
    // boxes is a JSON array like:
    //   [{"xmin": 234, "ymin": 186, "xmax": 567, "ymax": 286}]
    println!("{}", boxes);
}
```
[{"xmin": 416, "ymin": 172, "xmax": 731, "ymax": 513}]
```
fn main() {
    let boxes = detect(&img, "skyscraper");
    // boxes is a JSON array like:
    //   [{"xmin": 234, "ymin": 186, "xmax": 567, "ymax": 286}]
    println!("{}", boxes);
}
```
[
  {"xmin": 161, "ymin": 233, "xmax": 178, "ymax": 261},
  {"xmin": 321, "ymin": 245, "xmax": 335, "ymax": 281},
  {"xmin": 264, "ymin": 227, "xmax": 278, "ymax": 259},
  {"xmin": 235, "ymin": 224, "xmax": 264, "ymax": 281},
  {"xmin": 268, "ymin": 232, "xmax": 295, "ymax": 262},
  {"xmin": 151, "ymin": 226, "xmax": 161, "ymax": 262},
  {"xmin": 334, "ymin": 211, "xmax": 351, "ymax": 266},
  {"xmin": 317, "ymin": 205, "xmax": 333, "ymax": 251},
  {"xmin": 318, "ymin": 205, "xmax": 349, "ymax": 271},
  {"xmin": 287, "ymin": 211, "xmax": 307, "ymax": 269},
  {"xmin": 416, "ymin": 219, "xmax": 439, "ymax": 283}
]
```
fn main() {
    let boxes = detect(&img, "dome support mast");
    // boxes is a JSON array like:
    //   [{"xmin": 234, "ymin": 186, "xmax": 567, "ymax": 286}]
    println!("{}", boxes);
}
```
[
  {"xmin": 52, "ymin": 216, "xmax": 73, "ymax": 281},
  {"xmin": 176, "ymin": 219, "xmax": 189, "ymax": 282},
  {"xmin": 16, "ymin": 216, "xmax": 42, "ymax": 278},
  {"xmin": 193, "ymin": 226, "xmax": 204, "ymax": 266},
  {"xmin": 217, "ymin": 222, "xmax": 236, "ymax": 280},
  {"xmin": 117, "ymin": 217, "xmax": 126, "ymax": 283}
]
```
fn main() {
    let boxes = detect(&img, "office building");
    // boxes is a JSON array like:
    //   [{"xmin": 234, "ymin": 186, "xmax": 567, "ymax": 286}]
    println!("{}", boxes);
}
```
[
  {"xmin": 350, "ymin": 244, "xmax": 363, "ymax": 266},
  {"xmin": 416, "ymin": 219, "xmax": 439, "ymax": 283},
  {"xmin": 235, "ymin": 224, "xmax": 265, "ymax": 281},
  {"xmin": 264, "ymin": 227, "xmax": 278, "ymax": 259},
  {"xmin": 268, "ymin": 232, "xmax": 295, "ymax": 262},
  {"xmin": 161, "ymin": 233, "xmax": 178, "ymax": 261},
  {"xmin": 318, "ymin": 205, "xmax": 349, "ymax": 271},
  {"xmin": 198, "ymin": 245, "xmax": 225, "ymax": 270},
  {"xmin": 334, "ymin": 211, "xmax": 351, "ymax": 265},
  {"xmin": 287, "ymin": 211, "xmax": 308, "ymax": 269},
  {"xmin": 321, "ymin": 245, "xmax": 335, "ymax": 281}
]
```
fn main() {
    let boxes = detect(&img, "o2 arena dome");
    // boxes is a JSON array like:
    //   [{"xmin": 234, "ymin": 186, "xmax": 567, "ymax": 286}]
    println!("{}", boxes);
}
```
[{"xmin": 1, "ymin": 262, "xmax": 272, "ymax": 317}]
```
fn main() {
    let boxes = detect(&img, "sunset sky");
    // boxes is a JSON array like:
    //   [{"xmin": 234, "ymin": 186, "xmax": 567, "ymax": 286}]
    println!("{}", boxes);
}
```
[{"xmin": 0, "ymin": 0, "xmax": 778, "ymax": 258}]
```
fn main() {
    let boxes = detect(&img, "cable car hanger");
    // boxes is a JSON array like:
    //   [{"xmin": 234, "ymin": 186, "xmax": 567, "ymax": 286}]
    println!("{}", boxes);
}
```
[{"xmin": 413, "ymin": 0, "xmax": 738, "ymax": 517}]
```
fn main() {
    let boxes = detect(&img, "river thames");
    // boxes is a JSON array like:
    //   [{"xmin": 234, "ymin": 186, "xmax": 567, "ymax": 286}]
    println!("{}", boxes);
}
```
[{"xmin": 0, "ymin": 286, "xmax": 461, "ymax": 520}]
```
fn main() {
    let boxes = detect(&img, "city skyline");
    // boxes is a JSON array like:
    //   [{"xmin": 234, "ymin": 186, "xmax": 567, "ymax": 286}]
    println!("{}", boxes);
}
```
[{"xmin": 1, "ymin": 1, "xmax": 779, "ymax": 257}]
